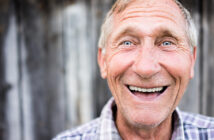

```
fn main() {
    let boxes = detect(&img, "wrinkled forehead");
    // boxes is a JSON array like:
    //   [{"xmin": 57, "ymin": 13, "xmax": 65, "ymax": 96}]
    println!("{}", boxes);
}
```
[{"xmin": 113, "ymin": 0, "xmax": 186, "ymax": 26}]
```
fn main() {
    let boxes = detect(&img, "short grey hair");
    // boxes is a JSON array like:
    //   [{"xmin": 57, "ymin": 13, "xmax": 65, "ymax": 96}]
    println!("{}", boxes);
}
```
[{"xmin": 98, "ymin": 0, "xmax": 198, "ymax": 50}]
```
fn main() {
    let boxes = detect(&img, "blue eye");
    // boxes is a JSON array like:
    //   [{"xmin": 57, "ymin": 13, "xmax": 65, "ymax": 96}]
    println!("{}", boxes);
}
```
[
  {"xmin": 162, "ymin": 41, "xmax": 172, "ymax": 46},
  {"xmin": 123, "ymin": 41, "xmax": 133, "ymax": 46}
]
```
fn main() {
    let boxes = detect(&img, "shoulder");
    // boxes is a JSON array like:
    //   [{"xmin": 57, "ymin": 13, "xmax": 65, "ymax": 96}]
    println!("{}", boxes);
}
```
[
  {"xmin": 180, "ymin": 111, "xmax": 214, "ymax": 129},
  {"xmin": 53, "ymin": 118, "xmax": 100, "ymax": 140}
]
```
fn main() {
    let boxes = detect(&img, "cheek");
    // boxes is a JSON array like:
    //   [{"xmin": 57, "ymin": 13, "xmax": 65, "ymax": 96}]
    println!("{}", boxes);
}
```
[
  {"xmin": 159, "ymin": 52, "xmax": 193, "ymax": 80},
  {"xmin": 160, "ymin": 53, "xmax": 192, "ymax": 106},
  {"xmin": 106, "ymin": 51, "xmax": 136, "ymax": 77}
]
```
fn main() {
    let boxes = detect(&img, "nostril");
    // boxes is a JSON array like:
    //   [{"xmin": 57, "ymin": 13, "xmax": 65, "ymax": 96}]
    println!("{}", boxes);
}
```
[{"xmin": 132, "ymin": 64, "xmax": 161, "ymax": 79}]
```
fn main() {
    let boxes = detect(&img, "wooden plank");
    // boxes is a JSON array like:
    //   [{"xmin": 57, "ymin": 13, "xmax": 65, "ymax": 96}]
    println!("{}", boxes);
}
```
[
  {"xmin": 0, "ymin": 0, "xmax": 13, "ymax": 139},
  {"xmin": 63, "ymin": 2, "xmax": 92, "ymax": 127},
  {"xmin": 201, "ymin": 0, "xmax": 214, "ymax": 116},
  {"xmin": 4, "ymin": 13, "xmax": 22, "ymax": 140},
  {"xmin": 16, "ymin": 0, "xmax": 66, "ymax": 139},
  {"xmin": 47, "ymin": 6, "xmax": 66, "ymax": 137},
  {"xmin": 62, "ymin": 1, "xmax": 99, "ymax": 127}
]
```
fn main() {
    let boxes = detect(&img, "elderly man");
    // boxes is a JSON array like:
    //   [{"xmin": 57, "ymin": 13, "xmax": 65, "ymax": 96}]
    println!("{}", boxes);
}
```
[{"xmin": 54, "ymin": 0, "xmax": 214, "ymax": 139}]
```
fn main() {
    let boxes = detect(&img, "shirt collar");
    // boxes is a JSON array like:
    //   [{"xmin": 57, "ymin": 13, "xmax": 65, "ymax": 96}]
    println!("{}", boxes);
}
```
[
  {"xmin": 99, "ymin": 97, "xmax": 121, "ymax": 139},
  {"xmin": 171, "ymin": 108, "xmax": 185, "ymax": 140}
]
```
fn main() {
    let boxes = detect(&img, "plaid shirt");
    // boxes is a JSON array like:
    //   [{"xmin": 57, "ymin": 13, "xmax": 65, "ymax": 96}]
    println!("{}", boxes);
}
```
[{"xmin": 53, "ymin": 98, "xmax": 214, "ymax": 140}]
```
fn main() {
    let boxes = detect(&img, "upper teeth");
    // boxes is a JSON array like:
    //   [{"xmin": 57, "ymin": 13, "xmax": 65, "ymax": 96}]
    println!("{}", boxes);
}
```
[{"xmin": 129, "ymin": 86, "xmax": 163, "ymax": 93}]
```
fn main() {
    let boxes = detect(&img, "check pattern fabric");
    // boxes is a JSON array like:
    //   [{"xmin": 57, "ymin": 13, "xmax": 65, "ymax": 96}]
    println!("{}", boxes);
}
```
[{"xmin": 53, "ymin": 98, "xmax": 214, "ymax": 140}]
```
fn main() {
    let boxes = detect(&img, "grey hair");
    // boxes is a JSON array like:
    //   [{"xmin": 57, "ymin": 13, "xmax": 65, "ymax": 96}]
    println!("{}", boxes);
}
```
[{"xmin": 98, "ymin": 0, "xmax": 198, "ymax": 50}]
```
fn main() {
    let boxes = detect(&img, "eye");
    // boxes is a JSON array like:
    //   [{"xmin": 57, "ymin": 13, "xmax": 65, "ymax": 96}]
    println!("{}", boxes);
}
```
[
  {"xmin": 158, "ymin": 39, "xmax": 178, "ymax": 51},
  {"xmin": 161, "ymin": 41, "xmax": 173, "ymax": 46},
  {"xmin": 117, "ymin": 38, "xmax": 138, "ymax": 49},
  {"xmin": 122, "ymin": 41, "xmax": 133, "ymax": 46}
]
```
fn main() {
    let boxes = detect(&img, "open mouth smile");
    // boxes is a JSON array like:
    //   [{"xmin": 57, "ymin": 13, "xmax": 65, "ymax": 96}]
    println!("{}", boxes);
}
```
[
  {"xmin": 127, "ymin": 85, "xmax": 168, "ymax": 100},
  {"xmin": 128, "ymin": 85, "xmax": 167, "ymax": 94}
]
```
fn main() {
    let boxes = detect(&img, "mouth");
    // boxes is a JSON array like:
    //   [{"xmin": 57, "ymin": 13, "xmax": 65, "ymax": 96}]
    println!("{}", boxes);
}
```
[{"xmin": 127, "ymin": 85, "xmax": 168, "ymax": 100}]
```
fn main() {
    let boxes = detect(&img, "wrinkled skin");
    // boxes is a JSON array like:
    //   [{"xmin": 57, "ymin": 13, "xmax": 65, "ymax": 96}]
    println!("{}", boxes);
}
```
[{"xmin": 98, "ymin": 0, "xmax": 197, "ymax": 139}]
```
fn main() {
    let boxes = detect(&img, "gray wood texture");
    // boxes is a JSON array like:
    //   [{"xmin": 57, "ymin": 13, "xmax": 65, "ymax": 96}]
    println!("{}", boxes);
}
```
[
  {"xmin": 1, "ymin": 1, "xmax": 13, "ymax": 140},
  {"xmin": 201, "ymin": 0, "xmax": 214, "ymax": 116},
  {"xmin": 1, "ymin": 0, "xmax": 214, "ymax": 139}
]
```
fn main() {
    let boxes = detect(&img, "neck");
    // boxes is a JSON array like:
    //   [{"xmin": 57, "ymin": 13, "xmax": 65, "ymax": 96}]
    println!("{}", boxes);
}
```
[{"xmin": 116, "ymin": 113, "xmax": 173, "ymax": 140}]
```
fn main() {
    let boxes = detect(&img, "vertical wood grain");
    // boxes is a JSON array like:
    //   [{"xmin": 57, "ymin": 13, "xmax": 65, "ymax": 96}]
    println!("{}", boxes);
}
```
[
  {"xmin": 63, "ymin": 1, "xmax": 94, "ymax": 127},
  {"xmin": 5, "ymin": 13, "xmax": 22, "ymax": 140},
  {"xmin": 201, "ymin": 0, "xmax": 214, "ymax": 116},
  {"xmin": 14, "ymin": 0, "xmax": 66, "ymax": 139},
  {"xmin": 0, "ymin": 0, "xmax": 12, "ymax": 139}
]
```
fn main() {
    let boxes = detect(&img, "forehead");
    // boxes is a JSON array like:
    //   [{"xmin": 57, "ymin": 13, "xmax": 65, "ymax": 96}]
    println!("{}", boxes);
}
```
[
  {"xmin": 111, "ymin": 0, "xmax": 186, "ymax": 37},
  {"xmin": 116, "ymin": 0, "xmax": 184, "ymax": 18}
]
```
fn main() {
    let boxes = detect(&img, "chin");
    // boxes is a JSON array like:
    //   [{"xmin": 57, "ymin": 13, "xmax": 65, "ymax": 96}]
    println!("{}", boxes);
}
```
[
  {"xmin": 133, "ymin": 116, "xmax": 161, "ymax": 129},
  {"xmin": 124, "ymin": 108, "xmax": 170, "ymax": 130}
]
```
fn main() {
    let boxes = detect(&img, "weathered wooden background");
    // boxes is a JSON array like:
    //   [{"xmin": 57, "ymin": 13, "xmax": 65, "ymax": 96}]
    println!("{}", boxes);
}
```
[{"xmin": 0, "ymin": 0, "xmax": 214, "ymax": 139}]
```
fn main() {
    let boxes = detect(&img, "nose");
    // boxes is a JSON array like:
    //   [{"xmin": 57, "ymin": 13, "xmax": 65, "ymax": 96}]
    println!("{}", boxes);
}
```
[{"xmin": 132, "ymin": 47, "xmax": 161, "ymax": 79}]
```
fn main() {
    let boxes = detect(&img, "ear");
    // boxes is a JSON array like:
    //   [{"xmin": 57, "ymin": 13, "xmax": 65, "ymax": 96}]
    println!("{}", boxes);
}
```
[
  {"xmin": 190, "ymin": 46, "xmax": 197, "ymax": 78},
  {"xmin": 97, "ymin": 48, "xmax": 107, "ymax": 79}
]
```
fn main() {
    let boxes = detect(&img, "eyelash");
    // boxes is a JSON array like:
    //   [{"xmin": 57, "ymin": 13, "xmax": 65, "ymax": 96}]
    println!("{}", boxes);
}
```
[
  {"xmin": 120, "ymin": 40, "xmax": 175, "ymax": 47},
  {"xmin": 161, "ymin": 41, "xmax": 173, "ymax": 46},
  {"xmin": 122, "ymin": 41, "xmax": 133, "ymax": 46},
  {"xmin": 117, "ymin": 38, "xmax": 177, "ymax": 50}
]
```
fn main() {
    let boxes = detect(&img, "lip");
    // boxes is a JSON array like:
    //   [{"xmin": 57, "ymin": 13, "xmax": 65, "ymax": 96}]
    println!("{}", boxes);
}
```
[
  {"xmin": 125, "ymin": 84, "xmax": 168, "ymax": 102},
  {"xmin": 127, "ymin": 84, "xmax": 167, "ymax": 89}
]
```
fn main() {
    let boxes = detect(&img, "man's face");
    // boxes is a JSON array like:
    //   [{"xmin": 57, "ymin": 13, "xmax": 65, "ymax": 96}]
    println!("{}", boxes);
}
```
[{"xmin": 98, "ymin": 0, "xmax": 196, "ymax": 128}]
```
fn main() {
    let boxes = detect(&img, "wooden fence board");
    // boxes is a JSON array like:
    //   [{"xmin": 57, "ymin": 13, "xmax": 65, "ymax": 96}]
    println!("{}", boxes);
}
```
[
  {"xmin": 13, "ymin": 0, "xmax": 66, "ymax": 139},
  {"xmin": 63, "ymin": 1, "xmax": 94, "ymax": 127},
  {"xmin": 4, "ymin": 13, "xmax": 22, "ymax": 140},
  {"xmin": 0, "ymin": 0, "xmax": 13, "ymax": 139},
  {"xmin": 202, "ymin": 0, "xmax": 214, "ymax": 116}
]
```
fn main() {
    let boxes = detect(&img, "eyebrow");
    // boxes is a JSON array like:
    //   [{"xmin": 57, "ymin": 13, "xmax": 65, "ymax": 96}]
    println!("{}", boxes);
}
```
[
  {"xmin": 112, "ymin": 27, "xmax": 141, "ymax": 41},
  {"xmin": 111, "ymin": 25, "xmax": 182, "ymax": 42},
  {"xmin": 155, "ymin": 29, "xmax": 180, "ymax": 39},
  {"xmin": 152, "ymin": 27, "xmax": 181, "ymax": 39}
]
